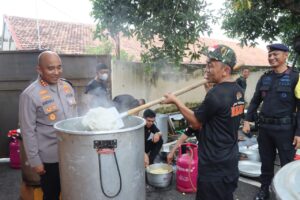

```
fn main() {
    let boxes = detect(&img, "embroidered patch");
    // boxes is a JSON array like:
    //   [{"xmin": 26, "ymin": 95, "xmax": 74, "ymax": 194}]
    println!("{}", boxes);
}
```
[
  {"xmin": 236, "ymin": 92, "xmax": 243, "ymax": 100},
  {"xmin": 41, "ymin": 95, "xmax": 52, "ymax": 101},
  {"xmin": 46, "ymin": 104, "xmax": 57, "ymax": 113},
  {"xmin": 42, "ymin": 99, "xmax": 54, "ymax": 106},
  {"xmin": 40, "ymin": 80, "xmax": 49, "ymax": 87},
  {"xmin": 262, "ymin": 76, "xmax": 272, "ymax": 86},
  {"xmin": 279, "ymin": 75, "xmax": 291, "ymax": 86},
  {"xmin": 281, "ymin": 93, "xmax": 287, "ymax": 98},
  {"xmin": 48, "ymin": 113, "xmax": 56, "ymax": 121},
  {"xmin": 39, "ymin": 90, "xmax": 48, "ymax": 95}
]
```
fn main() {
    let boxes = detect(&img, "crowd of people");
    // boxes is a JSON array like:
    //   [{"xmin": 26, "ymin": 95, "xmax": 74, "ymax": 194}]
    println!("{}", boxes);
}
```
[{"xmin": 19, "ymin": 42, "xmax": 300, "ymax": 200}]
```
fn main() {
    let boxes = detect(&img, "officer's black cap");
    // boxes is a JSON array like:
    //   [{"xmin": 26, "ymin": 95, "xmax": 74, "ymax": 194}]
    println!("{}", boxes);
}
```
[
  {"xmin": 267, "ymin": 43, "xmax": 289, "ymax": 53},
  {"xmin": 96, "ymin": 63, "xmax": 108, "ymax": 71}
]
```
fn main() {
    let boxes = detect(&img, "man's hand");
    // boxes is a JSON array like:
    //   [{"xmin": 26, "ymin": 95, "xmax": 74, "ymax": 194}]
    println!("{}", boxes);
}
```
[
  {"xmin": 152, "ymin": 133, "xmax": 161, "ymax": 143},
  {"xmin": 242, "ymin": 121, "xmax": 251, "ymax": 133},
  {"xmin": 33, "ymin": 164, "xmax": 46, "ymax": 175},
  {"xmin": 162, "ymin": 93, "xmax": 178, "ymax": 104},
  {"xmin": 144, "ymin": 153, "xmax": 149, "ymax": 167},
  {"xmin": 293, "ymin": 136, "xmax": 300, "ymax": 149},
  {"xmin": 167, "ymin": 152, "xmax": 175, "ymax": 164}
]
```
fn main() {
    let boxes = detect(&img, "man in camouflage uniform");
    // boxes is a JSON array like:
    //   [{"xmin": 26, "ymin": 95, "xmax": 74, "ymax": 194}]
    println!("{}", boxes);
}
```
[
  {"xmin": 19, "ymin": 51, "xmax": 77, "ymax": 200},
  {"xmin": 165, "ymin": 45, "xmax": 245, "ymax": 200}
]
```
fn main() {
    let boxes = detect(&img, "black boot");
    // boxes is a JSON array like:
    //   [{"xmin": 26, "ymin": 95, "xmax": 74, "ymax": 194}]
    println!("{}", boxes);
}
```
[{"xmin": 254, "ymin": 186, "xmax": 270, "ymax": 200}]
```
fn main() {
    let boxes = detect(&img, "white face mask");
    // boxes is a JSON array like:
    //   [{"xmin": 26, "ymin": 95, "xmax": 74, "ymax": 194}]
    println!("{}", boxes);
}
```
[{"xmin": 99, "ymin": 73, "xmax": 109, "ymax": 81}]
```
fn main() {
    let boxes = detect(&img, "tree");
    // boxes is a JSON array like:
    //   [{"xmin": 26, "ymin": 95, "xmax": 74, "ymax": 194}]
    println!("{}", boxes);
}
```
[
  {"xmin": 90, "ymin": 0, "xmax": 214, "ymax": 64},
  {"xmin": 222, "ymin": 0, "xmax": 300, "ymax": 47}
]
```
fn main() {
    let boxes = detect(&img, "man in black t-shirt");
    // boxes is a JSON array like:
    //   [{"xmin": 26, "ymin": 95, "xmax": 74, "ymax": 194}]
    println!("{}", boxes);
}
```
[
  {"xmin": 236, "ymin": 68, "xmax": 250, "ymax": 92},
  {"xmin": 164, "ymin": 45, "xmax": 245, "ymax": 200},
  {"xmin": 143, "ymin": 109, "xmax": 163, "ymax": 166}
]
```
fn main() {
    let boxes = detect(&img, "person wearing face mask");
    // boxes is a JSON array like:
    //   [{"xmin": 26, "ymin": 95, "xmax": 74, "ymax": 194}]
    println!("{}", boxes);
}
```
[{"xmin": 85, "ymin": 63, "xmax": 111, "ymax": 108}]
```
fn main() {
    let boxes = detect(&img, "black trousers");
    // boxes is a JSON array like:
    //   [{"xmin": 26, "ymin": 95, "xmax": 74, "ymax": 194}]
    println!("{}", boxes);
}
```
[
  {"xmin": 145, "ymin": 138, "xmax": 163, "ymax": 164},
  {"xmin": 40, "ymin": 163, "xmax": 61, "ymax": 200},
  {"xmin": 258, "ymin": 126, "xmax": 296, "ymax": 187},
  {"xmin": 196, "ymin": 175, "xmax": 238, "ymax": 200}
]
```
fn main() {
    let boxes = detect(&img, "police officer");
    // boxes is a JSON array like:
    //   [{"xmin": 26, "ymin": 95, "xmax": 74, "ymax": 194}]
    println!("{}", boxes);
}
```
[
  {"xmin": 243, "ymin": 44, "xmax": 300, "ymax": 200},
  {"xmin": 19, "ymin": 51, "xmax": 77, "ymax": 200},
  {"xmin": 165, "ymin": 45, "xmax": 245, "ymax": 200}
]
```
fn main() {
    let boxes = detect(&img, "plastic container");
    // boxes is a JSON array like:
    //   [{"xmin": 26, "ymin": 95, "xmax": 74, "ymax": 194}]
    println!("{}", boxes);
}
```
[{"xmin": 176, "ymin": 143, "xmax": 198, "ymax": 193}]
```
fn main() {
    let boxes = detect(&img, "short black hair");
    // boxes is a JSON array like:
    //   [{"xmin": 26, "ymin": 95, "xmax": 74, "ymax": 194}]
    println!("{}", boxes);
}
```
[
  {"xmin": 96, "ymin": 63, "xmax": 108, "ymax": 71},
  {"xmin": 113, "ymin": 94, "xmax": 140, "ymax": 112},
  {"xmin": 143, "ymin": 109, "xmax": 156, "ymax": 118},
  {"xmin": 139, "ymin": 99, "xmax": 146, "ymax": 105}
]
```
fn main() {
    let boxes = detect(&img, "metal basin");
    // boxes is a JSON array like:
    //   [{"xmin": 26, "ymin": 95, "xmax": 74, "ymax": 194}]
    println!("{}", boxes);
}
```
[
  {"xmin": 146, "ymin": 163, "xmax": 173, "ymax": 188},
  {"xmin": 239, "ymin": 149, "xmax": 260, "ymax": 162},
  {"xmin": 273, "ymin": 160, "xmax": 300, "ymax": 200}
]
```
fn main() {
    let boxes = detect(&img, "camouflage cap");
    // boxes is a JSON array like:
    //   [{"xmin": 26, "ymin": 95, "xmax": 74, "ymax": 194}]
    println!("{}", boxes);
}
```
[{"xmin": 206, "ymin": 44, "xmax": 237, "ymax": 68}]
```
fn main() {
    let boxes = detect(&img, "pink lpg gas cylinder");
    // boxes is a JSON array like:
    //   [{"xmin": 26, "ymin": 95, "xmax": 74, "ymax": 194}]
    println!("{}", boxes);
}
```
[
  {"xmin": 9, "ymin": 138, "xmax": 21, "ymax": 169},
  {"xmin": 176, "ymin": 143, "xmax": 198, "ymax": 193}
]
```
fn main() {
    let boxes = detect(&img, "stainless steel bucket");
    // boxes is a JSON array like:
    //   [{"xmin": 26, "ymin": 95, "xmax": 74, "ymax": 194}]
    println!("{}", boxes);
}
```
[
  {"xmin": 54, "ymin": 116, "xmax": 145, "ymax": 200},
  {"xmin": 156, "ymin": 114, "xmax": 169, "ymax": 144}
]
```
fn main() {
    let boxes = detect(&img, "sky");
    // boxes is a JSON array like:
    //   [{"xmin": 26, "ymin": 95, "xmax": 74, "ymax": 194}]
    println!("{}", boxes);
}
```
[{"xmin": 0, "ymin": 0, "xmax": 267, "ymax": 49}]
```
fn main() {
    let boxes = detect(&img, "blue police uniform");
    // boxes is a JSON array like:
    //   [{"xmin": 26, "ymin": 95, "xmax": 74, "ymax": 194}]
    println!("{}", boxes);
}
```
[{"xmin": 246, "ymin": 67, "xmax": 300, "ymax": 190}]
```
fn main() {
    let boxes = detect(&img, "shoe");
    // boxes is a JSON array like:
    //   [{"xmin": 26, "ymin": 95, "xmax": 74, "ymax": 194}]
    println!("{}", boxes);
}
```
[{"xmin": 254, "ymin": 187, "xmax": 270, "ymax": 200}]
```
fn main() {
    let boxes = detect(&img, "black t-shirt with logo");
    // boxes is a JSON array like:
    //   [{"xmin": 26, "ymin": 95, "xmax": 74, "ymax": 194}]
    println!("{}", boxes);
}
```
[
  {"xmin": 144, "ymin": 124, "xmax": 160, "ymax": 143},
  {"xmin": 193, "ymin": 82, "xmax": 244, "ymax": 180},
  {"xmin": 85, "ymin": 79, "xmax": 108, "ymax": 96}
]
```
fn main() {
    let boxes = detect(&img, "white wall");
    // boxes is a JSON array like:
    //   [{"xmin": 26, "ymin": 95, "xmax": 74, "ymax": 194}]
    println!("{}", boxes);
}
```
[{"xmin": 112, "ymin": 60, "xmax": 267, "ymax": 108}]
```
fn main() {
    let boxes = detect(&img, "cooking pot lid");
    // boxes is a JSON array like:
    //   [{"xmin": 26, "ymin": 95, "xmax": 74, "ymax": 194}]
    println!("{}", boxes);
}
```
[{"xmin": 238, "ymin": 160, "xmax": 261, "ymax": 177}]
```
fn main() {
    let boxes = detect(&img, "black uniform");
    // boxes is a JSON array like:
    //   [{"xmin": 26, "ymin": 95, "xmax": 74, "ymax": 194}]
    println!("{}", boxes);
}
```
[
  {"xmin": 144, "ymin": 124, "xmax": 163, "ymax": 164},
  {"xmin": 85, "ymin": 79, "xmax": 110, "ymax": 107},
  {"xmin": 190, "ymin": 82, "xmax": 244, "ymax": 200},
  {"xmin": 236, "ymin": 76, "xmax": 247, "ymax": 91},
  {"xmin": 245, "ymin": 68, "xmax": 300, "ymax": 188}
]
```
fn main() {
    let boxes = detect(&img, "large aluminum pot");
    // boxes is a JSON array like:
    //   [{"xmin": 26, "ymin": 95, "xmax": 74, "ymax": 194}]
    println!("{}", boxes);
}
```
[
  {"xmin": 156, "ymin": 114, "xmax": 169, "ymax": 144},
  {"xmin": 146, "ymin": 163, "xmax": 173, "ymax": 188},
  {"xmin": 273, "ymin": 160, "xmax": 300, "ymax": 200},
  {"xmin": 54, "ymin": 116, "xmax": 145, "ymax": 200}
]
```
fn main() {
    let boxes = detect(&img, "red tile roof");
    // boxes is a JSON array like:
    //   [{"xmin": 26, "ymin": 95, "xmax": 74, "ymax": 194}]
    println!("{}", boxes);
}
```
[{"xmin": 3, "ymin": 15, "xmax": 269, "ymax": 66}]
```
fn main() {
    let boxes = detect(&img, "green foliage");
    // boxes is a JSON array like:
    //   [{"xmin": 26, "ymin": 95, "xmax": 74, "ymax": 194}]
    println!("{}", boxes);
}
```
[
  {"xmin": 90, "ymin": 0, "xmax": 214, "ymax": 64},
  {"xmin": 85, "ymin": 38, "xmax": 113, "ymax": 54},
  {"xmin": 112, "ymin": 49, "xmax": 135, "ymax": 61},
  {"xmin": 222, "ymin": 0, "xmax": 300, "ymax": 47},
  {"xmin": 154, "ymin": 102, "xmax": 201, "ymax": 114}
]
